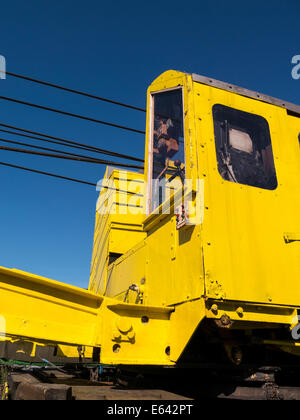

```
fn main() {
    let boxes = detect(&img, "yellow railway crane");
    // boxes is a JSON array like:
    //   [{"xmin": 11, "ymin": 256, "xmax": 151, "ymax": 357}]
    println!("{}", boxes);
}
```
[{"xmin": 0, "ymin": 70, "xmax": 299, "ymax": 369}]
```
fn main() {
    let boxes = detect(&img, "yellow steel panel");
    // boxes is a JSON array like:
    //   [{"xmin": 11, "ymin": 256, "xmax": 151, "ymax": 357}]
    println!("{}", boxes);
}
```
[
  {"xmin": 193, "ymin": 82, "xmax": 300, "ymax": 306},
  {"xmin": 89, "ymin": 168, "xmax": 146, "ymax": 295},
  {"xmin": 0, "ymin": 267, "xmax": 101, "ymax": 346}
]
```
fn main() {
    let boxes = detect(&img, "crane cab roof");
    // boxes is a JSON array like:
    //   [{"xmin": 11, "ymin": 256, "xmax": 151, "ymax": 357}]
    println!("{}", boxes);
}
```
[{"xmin": 151, "ymin": 70, "xmax": 300, "ymax": 115}]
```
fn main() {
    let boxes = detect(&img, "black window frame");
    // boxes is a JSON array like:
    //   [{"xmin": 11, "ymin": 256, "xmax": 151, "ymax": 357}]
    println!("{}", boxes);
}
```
[{"xmin": 212, "ymin": 104, "xmax": 278, "ymax": 191}]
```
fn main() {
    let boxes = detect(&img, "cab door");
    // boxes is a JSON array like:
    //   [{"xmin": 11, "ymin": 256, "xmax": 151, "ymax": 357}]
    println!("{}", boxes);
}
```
[{"xmin": 195, "ymin": 83, "xmax": 300, "ymax": 306}]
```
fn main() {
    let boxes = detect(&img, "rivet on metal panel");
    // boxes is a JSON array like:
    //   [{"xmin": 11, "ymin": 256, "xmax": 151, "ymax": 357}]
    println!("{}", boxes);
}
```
[
  {"xmin": 171, "ymin": 227, "xmax": 176, "ymax": 260},
  {"xmin": 221, "ymin": 314, "xmax": 232, "ymax": 326},
  {"xmin": 236, "ymin": 307, "xmax": 244, "ymax": 317},
  {"xmin": 211, "ymin": 304, "xmax": 218, "ymax": 314}
]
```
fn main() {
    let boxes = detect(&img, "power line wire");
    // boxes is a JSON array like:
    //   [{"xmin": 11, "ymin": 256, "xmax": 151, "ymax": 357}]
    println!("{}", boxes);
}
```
[
  {"xmin": 0, "ymin": 160, "xmax": 97, "ymax": 186},
  {"xmin": 2, "ymin": 70, "xmax": 146, "ymax": 113},
  {"xmin": 0, "ymin": 144, "xmax": 144, "ymax": 169},
  {"xmin": 0, "ymin": 123, "xmax": 144, "ymax": 162},
  {"xmin": 2, "ymin": 70, "xmax": 174, "ymax": 122},
  {"xmin": 0, "ymin": 94, "xmax": 145, "ymax": 135},
  {"xmin": 0, "ymin": 136, "xmax": 125, "ymax": 162},
  {"xmin": 0, "ymin": 71, "xmax": 147, "ymax": 193},
  {"xmin": 0, "ymin": 159, "xmax": 143, "ymax": 196}
]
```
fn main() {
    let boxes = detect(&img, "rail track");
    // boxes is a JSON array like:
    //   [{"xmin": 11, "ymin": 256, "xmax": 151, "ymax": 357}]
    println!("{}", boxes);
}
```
[
  {"xmin": 3, "ymin": 363, "xmax": 300, "ymax": 400},
  {"xmin": 2, "ymin": 365, "xmax": 191, "ymax": 400}
]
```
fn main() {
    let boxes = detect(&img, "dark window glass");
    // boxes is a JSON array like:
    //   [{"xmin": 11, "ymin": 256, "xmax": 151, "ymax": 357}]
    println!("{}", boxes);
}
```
[
  {"xmin": 213, "ymin": 104, "xmax": 277, "ymax": 190},
  {"xmin": 150, "ymin": 89, "xmax": 185, "ymax": 211}
]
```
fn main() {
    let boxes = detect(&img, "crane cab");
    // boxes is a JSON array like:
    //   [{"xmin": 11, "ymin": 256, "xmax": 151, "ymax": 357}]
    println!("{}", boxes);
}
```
[{"xmin": 95, "ymin": 70, "xmax": 300, "ymax": 366}]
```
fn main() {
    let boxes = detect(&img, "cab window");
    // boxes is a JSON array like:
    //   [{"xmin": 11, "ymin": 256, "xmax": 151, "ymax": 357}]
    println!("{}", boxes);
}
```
[
  {"xmin": 149, "ymin": 89, "xmax": 185, "ymax": 212},
  {"xmin": 213, "ymin": 104, "xmax": 277, "ymax": 190}
]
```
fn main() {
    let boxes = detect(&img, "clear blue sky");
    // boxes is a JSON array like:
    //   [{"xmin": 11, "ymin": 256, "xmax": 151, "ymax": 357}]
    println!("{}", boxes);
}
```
[{"xmin": 0, "ymin": 0, "xmax": 299, "ymax": 288}]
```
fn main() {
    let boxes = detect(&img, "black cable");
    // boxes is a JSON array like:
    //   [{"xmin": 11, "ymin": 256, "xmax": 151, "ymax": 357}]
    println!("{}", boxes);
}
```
[
  {"xmin": 0, "ymin": 144, "xmax": 144, "ymax": 170},
  {"xmin": 3, "ymin": 70, "xmax": 146, "ymax": 113},
  {"xmin": 0, "ymin": 160, "xmax": 143, "ymax": 196},
  {"xmin": 0, "ymin": 123, "xmax": 144, "ymax": 163},
  {"xmin": 0, "ymin": 127, "xmax": 101, "ymax": 156},
  {"xmin": 0, "ymin": 160, "xmax": 97, "ymax": 186},
  {"xmin": 2, "ymin": 71, "xmax": 177, "ymax": 123},
  {"xmin": 0, "ymin": 95, "xmax": 145, "ymax": 135},
  {"xmin": 0, "ymin": 136, "xmax": 123, "ymax": 162}
]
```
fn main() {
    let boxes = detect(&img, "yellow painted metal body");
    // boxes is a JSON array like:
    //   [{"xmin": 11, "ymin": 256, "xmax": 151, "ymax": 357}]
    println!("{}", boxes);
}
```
[
  {"xmin": 89, "ymin": 168, "xmax": 146, "ymax": 296},
  {"xmin": 0, "ymin": 70, "xmax": 299, "ymax": 366}
]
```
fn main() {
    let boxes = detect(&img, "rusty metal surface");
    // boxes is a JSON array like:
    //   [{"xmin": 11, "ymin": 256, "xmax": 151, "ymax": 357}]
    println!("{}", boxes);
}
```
[
  {"xmin": 15, "ymin": 382, "xmax": 72, "ymax": 400},
  {"xmin": 6, "ymin": 369, "xmax": 191, "ymax": 401},
  {"xmin": 6, "ymin": 366, "xmax": 300, "ymax": 400}
]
